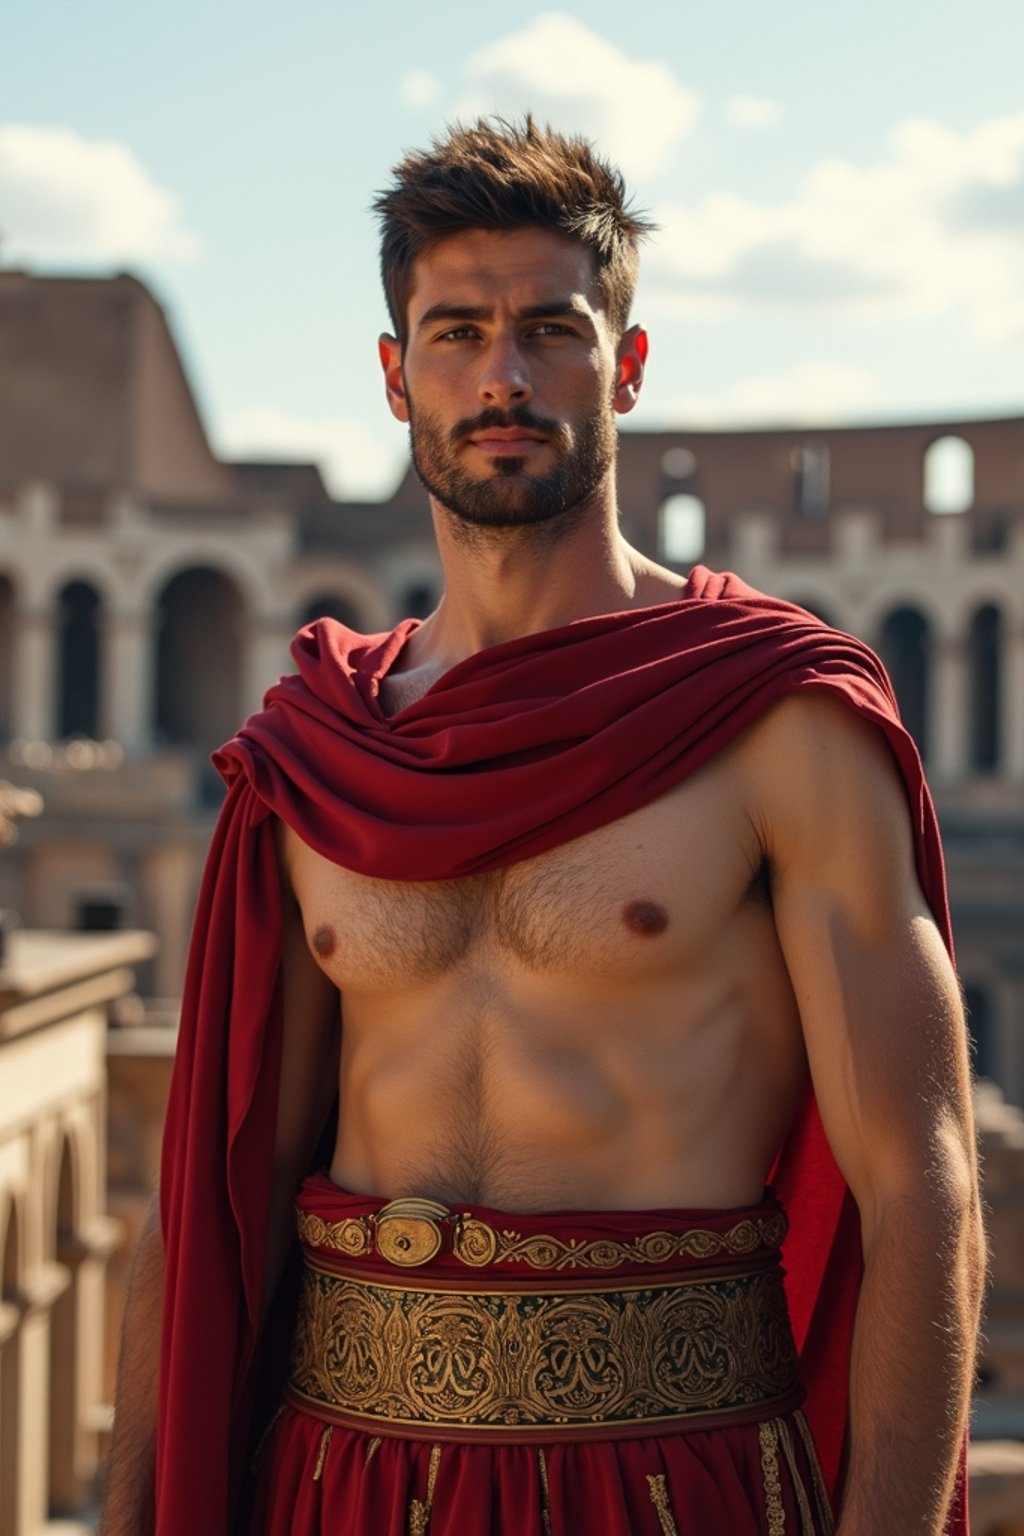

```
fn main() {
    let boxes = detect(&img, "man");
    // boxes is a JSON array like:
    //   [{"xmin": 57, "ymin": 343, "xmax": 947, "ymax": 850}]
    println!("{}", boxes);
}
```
[{"xmin": 104, "ymin": 119, "xmax": 984, "ymax": 1536}]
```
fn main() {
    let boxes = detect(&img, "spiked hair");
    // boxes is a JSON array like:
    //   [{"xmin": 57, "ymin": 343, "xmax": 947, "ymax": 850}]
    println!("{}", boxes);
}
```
[{"xmin": 374, "ymin": 116, "xmax": 654, "ymax": 341}]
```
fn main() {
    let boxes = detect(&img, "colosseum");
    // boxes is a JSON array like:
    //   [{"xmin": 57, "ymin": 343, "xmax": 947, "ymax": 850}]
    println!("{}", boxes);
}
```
[{"xmin": 1, "ymin": 267, "xmax": 1023, "ymax": 1527}]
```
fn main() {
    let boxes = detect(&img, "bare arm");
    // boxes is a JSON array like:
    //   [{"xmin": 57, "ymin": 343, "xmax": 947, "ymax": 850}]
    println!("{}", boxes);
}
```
[
  {"xmin": 747, "ymin": 694, "xmax": 986, "ymax": 1536},
  {"xmin": 100, "ymin": 1195, "xmax": 161, "ymax": 1536}
]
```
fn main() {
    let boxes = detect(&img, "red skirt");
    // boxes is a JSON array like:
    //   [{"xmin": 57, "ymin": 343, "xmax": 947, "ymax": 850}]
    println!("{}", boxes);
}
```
[{"xmin": 247, "ymin": 1174, "xmax": 834, "ymax": 1535}]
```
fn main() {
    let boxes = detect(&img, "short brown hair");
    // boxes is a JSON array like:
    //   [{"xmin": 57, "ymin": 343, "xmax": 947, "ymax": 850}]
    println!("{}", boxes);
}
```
[{"xmin": 374, "ymin": 116, "xmax": 654, "ymax": 341}]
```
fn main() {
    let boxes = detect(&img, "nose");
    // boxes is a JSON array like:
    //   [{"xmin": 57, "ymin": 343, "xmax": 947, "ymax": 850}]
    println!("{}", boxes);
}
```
[{"xmin": 477, "ymin": 336, "xmax": 533, "ymax": 409}]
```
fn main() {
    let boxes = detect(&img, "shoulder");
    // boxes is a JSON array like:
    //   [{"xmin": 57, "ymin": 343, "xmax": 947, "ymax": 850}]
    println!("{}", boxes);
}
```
[
  {"xmin": 742, "ymin": 688, "xmax": 896, "ymax": 775},
  {"xmin": 734, "ymin": 690, "xmax": 918, "ymax": 883}
]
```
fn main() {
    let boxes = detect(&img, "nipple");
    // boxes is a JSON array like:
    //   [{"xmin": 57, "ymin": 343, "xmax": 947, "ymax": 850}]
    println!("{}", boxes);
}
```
[
  {"xmin": 311, "ymin": 924, "xmax": 337, "ymax": 958},
  {"xmin": 623, "ymin": 900, "xmax": 668, "ymax": 936}
]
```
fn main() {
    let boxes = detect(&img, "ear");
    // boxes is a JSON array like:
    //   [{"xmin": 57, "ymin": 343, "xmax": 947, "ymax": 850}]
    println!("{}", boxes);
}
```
[
  {"xmin": 612, "ymin": 325, "xmax": 647, "ymax": 416},
  {"xmin": 379, "ymin": 334, "xmax": 410, "ymax": 424}
]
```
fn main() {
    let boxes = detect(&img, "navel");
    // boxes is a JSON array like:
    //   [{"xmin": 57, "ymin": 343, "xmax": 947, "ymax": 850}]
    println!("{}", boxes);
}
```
[
  {"xmin": 311, "ymin": 924, "xmax": 337, "ymax": 958},
  {"xmin": 623, "ymin": 900, "xmax": 668, "ymax": 936}
]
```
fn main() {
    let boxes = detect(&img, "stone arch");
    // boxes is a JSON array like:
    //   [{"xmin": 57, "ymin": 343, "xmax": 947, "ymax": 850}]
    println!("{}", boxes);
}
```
[
  {"xmin": 0, "ymin": 572, "xmax": 15, "ymax": 743},
  {"xmin": 56, "ymin": 579, "xmax": 102, "ymax": 740},
  {"xmin": 923, "ymin": 435, "xmax": 974, "ymax": 515},
  {"xmin": 963, "ymin": 980, "xmax": 995, "ymax": 1079},
  {"xmin": 300, "ymin": 591, "xmax": 363, "ymax": 630},
  {"xmin": 658, "ymin": 493, "xmax": 706, "ymax": 568},
  {"xmin": 154, "ymin": 566, "xmax": 244, "ymax": 755},
  {"xmin": 288, "ymin": 566, "xmax": 391, "ymax": 635},
  {"xmin": 878, "ymin": 606, "xmax": 931, "ymax": 759},
  {"xmin": 139, "ymin": 542, "xmax": 274, "ymax": 621},
  {"xmin": 967, "ymin": 603, "xmax": 1001, "ymax": 774},
  {"xmin": 0, "ymin": 1196, "xmax": 24, "ymax": 1536}
]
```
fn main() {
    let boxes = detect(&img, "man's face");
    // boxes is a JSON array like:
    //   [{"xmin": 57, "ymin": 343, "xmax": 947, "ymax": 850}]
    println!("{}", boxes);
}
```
[{"xmin": 380, "ymin": 228, "xmax": 642, "ymax": 535}]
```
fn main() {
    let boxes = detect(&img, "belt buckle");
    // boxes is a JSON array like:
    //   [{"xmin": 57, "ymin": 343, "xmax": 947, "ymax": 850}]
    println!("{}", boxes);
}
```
[{"xmin": 374, "ymin": 1196, "xmax": 451, "ymax": 1266}]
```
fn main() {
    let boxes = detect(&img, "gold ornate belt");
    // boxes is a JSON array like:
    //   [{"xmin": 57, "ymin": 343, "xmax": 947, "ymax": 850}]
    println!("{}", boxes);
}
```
[
  {"xmin": 296, "ymin": 1197, "xmax": 788, "ymax": 1271},
  {"xmin": 285, "ymin": 1255, "xmax": 802, "ymax": 1443}
]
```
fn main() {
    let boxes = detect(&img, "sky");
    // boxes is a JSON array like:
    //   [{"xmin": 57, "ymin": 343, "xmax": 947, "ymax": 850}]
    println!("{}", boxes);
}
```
[{"xmin": 5, "ymin": 1, "xmax": 1024, "ymax": 499}]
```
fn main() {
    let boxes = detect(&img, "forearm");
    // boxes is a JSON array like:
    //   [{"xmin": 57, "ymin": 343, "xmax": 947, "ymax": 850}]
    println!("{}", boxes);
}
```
[
  {"xmin": 836, "ymin": 1190, "xmax": 986, "ymax": 1536},
  {"xmin": 100, "ymin": 1195, "xmax": 163, "ymax": 1536}
]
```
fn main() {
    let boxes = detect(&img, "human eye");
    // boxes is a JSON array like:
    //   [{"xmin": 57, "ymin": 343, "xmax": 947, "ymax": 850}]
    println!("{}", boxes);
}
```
[
  {"xmin": 530, "ymin": 321, "xmax": 574, "ymax": 337},
  {"xmin": 437, "ymin": 325, "xmax": 478, "ymax": 342}
]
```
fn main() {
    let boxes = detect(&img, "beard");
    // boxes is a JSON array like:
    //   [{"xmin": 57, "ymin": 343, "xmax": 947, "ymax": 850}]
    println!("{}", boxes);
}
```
[{"xmin": 407, "ymin": 395, "xmax": 617, "ymax": 538}]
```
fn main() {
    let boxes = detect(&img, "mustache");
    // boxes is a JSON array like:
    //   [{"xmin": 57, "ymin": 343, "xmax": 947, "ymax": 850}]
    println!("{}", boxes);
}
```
[{"xmin": 449, "ymin": 406, "xmax": 568, "ymax": 447}]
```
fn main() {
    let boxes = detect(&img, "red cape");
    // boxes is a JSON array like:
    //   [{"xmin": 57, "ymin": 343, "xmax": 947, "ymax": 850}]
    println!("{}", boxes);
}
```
[{"xmin": 156, "ymin": 566, "xmax": 966, "ymax": 1534}]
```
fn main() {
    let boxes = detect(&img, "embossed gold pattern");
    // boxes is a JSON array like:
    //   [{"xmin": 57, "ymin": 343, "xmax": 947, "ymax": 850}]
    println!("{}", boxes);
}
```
[
  {"xmin": 537, "ymin": 1448, "xmax": 552, "ymax": 1536},
  {"xmin": 288, "ymin": 1261, "xmax": 799, "ymax": 1435},
  {"xmin": 312, "ymin": 1424, "xmax": 333, "ymax": 1482},
  {"xmin": 296, "ymin": 1207, "xmax": 787, "ymax": 1272},
  {"xmin": 759, "ymin": 1419, "xmax": 787, "ymax": 1535},
  {"xmin": 647, "ymin": 1473, "xmax": 681, "ymax": 1536},
  {"xmin": 408, "ymin": 1443, "xmax": 442, "ymax": 1536}
]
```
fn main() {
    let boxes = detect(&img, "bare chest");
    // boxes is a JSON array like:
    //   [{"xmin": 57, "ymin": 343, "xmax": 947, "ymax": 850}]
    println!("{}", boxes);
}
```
[{"xmin": 284, "ymin": 765, "xmax": 764, "ymax": 992}]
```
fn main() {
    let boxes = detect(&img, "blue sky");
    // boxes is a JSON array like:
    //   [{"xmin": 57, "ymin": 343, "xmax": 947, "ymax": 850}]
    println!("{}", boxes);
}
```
[{"xmin": 5, "ymin": 2, "xmax": 1024, "ymax": 496}]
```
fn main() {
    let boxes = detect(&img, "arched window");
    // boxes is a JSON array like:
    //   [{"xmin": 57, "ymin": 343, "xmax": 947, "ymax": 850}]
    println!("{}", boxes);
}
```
[
  {"xmin": 962, "ymin": 982, "xmax": 994, "ymax": 1080},
  {"xmin": 967, "ymin": 605, "xmax": 1001, "ymax": 773},
  {"xmin": 300, "ymin": 593, "xmax": 361, "ymax": 630},
  {"xmin": 155, "ymin": 568, "xmax": 243, "ymax": 755},
  {"xmin": 0, "ymin": 575, "xmax": 14, "ymax": 743},
  {"xmin": 402, "ymin": 583, "xmax": 437, "ymax": 619},
  {"xmin": 57, "ymin": 580, "xmax": 101, "ymax": 739},
  {"xmin": 879, "ymin": 607, "xmax": 930, "ymax": 758},
  {"xmin": 791, "ymin": 443, "xmax": 830, "ymax": 520},
  {"xmin": 923, "ymin": 436, "xmax": 974, "ymax": 515},
  {"xmin": 658, "ymin": 494, "xmax": 706, "ymax": 567}
]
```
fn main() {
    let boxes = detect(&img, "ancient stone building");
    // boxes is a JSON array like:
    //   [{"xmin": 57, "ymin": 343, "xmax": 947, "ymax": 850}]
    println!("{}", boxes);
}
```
[{"xmin": 1, "ymin": 268, "xmax": 1021, "ymax": 1101}]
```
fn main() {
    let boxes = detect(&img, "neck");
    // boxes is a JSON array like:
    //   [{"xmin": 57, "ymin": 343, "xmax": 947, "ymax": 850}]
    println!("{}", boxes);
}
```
[{"xmin": 398, "ymin": 486, "xmax": 689, "ymax": 677}]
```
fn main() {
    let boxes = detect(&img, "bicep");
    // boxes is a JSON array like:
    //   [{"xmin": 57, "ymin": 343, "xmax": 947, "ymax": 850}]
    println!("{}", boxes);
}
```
[{"xmin": 749, "ymin": 696, "xmax": 974, "ymax": 1223}]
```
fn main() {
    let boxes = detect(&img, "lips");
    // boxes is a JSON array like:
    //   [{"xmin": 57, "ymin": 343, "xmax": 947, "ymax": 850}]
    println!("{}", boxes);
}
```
[{"xmin": 470, "ymin": 431, "xmax": 546, "ymax": 453}]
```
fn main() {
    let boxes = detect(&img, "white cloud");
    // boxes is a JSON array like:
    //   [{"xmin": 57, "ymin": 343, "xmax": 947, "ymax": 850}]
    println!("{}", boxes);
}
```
[
  {"xmin": 650, "ymin": 110, "xmax": 1024, "ymax": 345},
  {"xmin": 215, "ymin": 406, "xmax": 408, "ymax": 501},
  {"xmin": 454, "ymin": 13, "xmax": 700, "ymax": 181},
  {"xmin": 661, "ymin": 362, "xmax": 885, "ymax": 427},
  {"xmin": 0, "ymin": 124, "xmax": 200, "ymax": 265},
  {"xmin": 723, "ymin": 96, "xmax": 783, "ymax": 130},
  {"xmin": 400, "ymin": 69, "xmax": 443, "ymax": 109}
]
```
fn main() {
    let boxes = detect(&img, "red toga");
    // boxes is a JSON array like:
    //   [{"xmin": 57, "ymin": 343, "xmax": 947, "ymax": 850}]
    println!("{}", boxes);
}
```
[{"xmin": 155, "ymin": 566, "xmax": 967, "ymax": 1534}]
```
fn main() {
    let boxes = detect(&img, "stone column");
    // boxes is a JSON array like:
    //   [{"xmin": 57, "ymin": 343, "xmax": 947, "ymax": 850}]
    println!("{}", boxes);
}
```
[
  {"xmin": 931, "ymin": 632, "xmax": 969, "ymax": 782},
  {"xmin": 243, "ymin": 615, "xmax": 295, "ymax": 720},
  {"xmin": 102, "ymin": 606, "xmax": 154, "ymax": 754},
  {"xmin": 1003, "ymin": 618, "xmax": 1024, "ymax": 780},
  {"xmin": 11, "ymin": 602, "xmax": 58, "ymax": 743},
  {"xmin": 2, "ymin": 1262, "xmax": 68, "ymax": 1536}
]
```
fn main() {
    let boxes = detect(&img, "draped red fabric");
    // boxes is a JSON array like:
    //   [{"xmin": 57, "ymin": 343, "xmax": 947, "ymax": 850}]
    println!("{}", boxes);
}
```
[{"xmin": 156, "ymin": 566, "xmax": 967, "ymax": 1534}]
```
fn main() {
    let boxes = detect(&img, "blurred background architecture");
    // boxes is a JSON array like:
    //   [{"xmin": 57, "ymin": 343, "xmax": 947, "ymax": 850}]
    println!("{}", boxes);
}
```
[{"xmin": 1, "ymin": 270, "xmax": 1023, "ymax": 1531}]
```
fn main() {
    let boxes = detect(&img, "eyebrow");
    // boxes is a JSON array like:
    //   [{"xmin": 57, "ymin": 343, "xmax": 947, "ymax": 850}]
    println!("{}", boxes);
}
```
[{"xmin": 416, "ymin": 299, "xmax": 594, "ymax": 331}]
